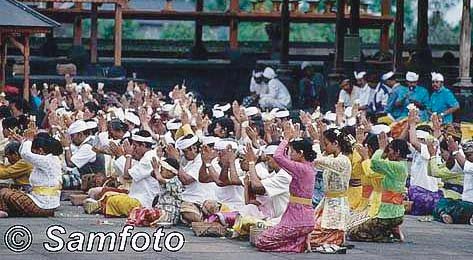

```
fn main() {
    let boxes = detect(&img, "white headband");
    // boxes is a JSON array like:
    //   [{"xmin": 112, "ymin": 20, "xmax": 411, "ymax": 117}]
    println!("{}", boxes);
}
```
[
  {"xmin": 131, "ymin": 134, "xmax": 154, "ymax": 144},
  {"xmin": 160, "ymin": 159, "xmax": 178, "ymax": 174},
  {"xmin": 263, "ymin": 145, "xmax": 278, "ymax": 155},
  {"xmin": 175, "ymin": 135, "xmax": 199, "ymax": 150}
]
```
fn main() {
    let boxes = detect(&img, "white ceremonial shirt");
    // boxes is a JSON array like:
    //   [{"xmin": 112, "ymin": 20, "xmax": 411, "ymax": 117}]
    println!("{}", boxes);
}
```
[
  {"xmin": 462, "ymin": 160, "xmax": 473, "ymax": 203},
  {"xmin": 20, "ymin": 141, "xmax": 62, "ymax": 209},
  {"xmin": 126, "ymin": 150, "xmax": 161, "ymax": 208},
  {"xmin": 259, "ymin": 78, "xmax": 292, "ymax": 109},
  {"xmin": 410, "ymin": 144, "xmax": 441, "ymax": 192},
  {"xmin": 181, "ymin": 154, "xmax": 216, "ymax": 204}
]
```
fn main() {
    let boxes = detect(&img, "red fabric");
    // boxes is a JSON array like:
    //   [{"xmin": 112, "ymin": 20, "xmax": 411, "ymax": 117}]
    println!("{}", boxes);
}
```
[
  {"xmin": 381, "ymin": 191, "xmax": 404, "ymax": 205},
  {"xmin": 4, "ymin": 85, "xmax": 19, "ymax": 96},
  {"xmin": 362, "ymin": 186, "xmax": 374, "ymax": 199},
  {"xmin": 126, "ymin": 208, "xmax": 161, "ymax": 227}
]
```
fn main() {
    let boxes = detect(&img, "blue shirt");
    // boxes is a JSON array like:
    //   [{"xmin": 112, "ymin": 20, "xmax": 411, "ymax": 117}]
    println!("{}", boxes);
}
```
[
  {"xmin": 386, "ymin": 85, "xmax": 430, "ymax": 121},
  {"xmin": 429, "ymin": 86, "xmax": 459, "ymax": 124}
]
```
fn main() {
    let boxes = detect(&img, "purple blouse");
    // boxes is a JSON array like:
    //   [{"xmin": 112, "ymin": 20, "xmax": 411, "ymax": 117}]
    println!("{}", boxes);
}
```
[{"xmin": 273, "ymin": 140, "xmax": 316, "ymax": 227}]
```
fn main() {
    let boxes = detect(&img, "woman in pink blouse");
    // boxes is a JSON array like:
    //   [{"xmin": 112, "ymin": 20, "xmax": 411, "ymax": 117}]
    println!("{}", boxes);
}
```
[{"xmin": 255, "ymin": 124, "xmax": 316, "ymax": 252}]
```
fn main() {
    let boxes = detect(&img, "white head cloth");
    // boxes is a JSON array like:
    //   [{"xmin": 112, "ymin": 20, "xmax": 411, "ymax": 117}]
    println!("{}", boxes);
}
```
[
  {"xmin": 406, "ymin": 71, "xmax": 419, "ymax": 82},
  {"xmin": 175, "ymin": 135, "xmax": 199, "ymax": 150},
  {"xmin": 68, "ymin": 120, "xmax": 88, "ymax": 135}
]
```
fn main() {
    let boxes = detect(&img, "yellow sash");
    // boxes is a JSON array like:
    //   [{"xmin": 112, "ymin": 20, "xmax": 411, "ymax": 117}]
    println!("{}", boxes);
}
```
[
  {"xmin": 32, "ymin": 186, "xmax": 61, "ymax": 196},
  {"xmin": 289, "ymin": 195, "xmax": 312, "ymax": 206},
  {"xmin": 325, "ymin": 191, "xmax": 348, "ymax": 198}
]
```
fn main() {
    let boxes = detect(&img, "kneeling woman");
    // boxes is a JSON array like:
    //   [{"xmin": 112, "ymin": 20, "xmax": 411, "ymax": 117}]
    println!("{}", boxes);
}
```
[
  {"xmin": 255, "ymin": 124, "xmax": 316, "ymax": 253},
  {"xmin": 0, "ymin": 133, "xmax": 63, "ymax": 218},
  {"xmin": 347, "ymin": 136, "xmax": 409, "ymax": 242}
]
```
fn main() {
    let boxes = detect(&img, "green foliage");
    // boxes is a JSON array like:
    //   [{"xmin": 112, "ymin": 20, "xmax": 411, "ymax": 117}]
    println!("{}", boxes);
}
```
[
  {"xmin": 160, "ymin": 22, "xmax": 194, "ymax": 40},
  {"xmin": 82, "ymin": 19, "xmax": 143, "ymax": 39}
]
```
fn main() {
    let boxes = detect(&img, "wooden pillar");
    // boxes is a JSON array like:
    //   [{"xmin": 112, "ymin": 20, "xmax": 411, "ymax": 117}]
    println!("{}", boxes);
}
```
[
  {"xmin": 417, "ymin": 0, "xmax": 428, "ymax": 50},
  {"xmin": 229, "ymin": 0, "xmax": 239, "ymax": 50},
  {"xmin": 195, "ymin": 0, "xmax": 204, "ymax": 47},
  {"xmin": 334, "ymin": 0, "xmax": 346, "ymax": 73},
  {"xmin": 394, "ymin": 0, "xmax": 404, "ymax": 72},
  {"xmin": 23, "ymin": 34, "xmax": 30, "ymax": 102},
  {"xmin": 73, "ymin": 3, "xmax": 83, "ymax": 46},
  {"xmin": 380, "ymin": 0, "xmax": 391, "ymax": 52},
  {"xmin": 454, "ymin": 0, "xmax": 473, "ymax": 88},
  {"xmin": 0, "ymin": 33, "xmax": 7, "ymax": 90},
  {"xmin": 46, "ymin": 2, "xmax": 54, "ymax": 41},
  {"xmin": 350, "ymin": 0, "xmax": 360, "ymax": 35},
  {"xmin": 90, "ymin": 3, "xmax": 99, "ymax": 64},
  {"xmin": 280, "ymin": 0, "xmax": 290, "ymax": 65},
  {"xmin": 114, "ymin": 3, "xmax": 123, "ymax": 67}
]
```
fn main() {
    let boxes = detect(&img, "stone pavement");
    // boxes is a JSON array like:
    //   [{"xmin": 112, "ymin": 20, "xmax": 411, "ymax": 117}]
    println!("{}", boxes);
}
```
[{"xmin": 0, "ymin": 205, "xmax": 472, "ymax": 260}]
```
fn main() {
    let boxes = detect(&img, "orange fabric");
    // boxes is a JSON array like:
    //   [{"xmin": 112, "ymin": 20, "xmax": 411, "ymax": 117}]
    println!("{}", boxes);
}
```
[
  {"xmin": 381, "ymin": 191, "xmax": 403, "ymax": 205},
  {"xmin": 362, "ymin": 185, "xmax": 373, "ymax": 199}
]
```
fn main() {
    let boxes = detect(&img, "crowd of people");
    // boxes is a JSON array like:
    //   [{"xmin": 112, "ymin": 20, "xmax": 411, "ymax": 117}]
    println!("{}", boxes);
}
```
[{"xmin": 0, "ymin": 66, "xmax": 472, "ymax": 254}]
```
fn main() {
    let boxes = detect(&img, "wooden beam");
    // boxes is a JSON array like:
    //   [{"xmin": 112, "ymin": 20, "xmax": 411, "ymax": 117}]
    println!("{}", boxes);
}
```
[
  {"xmin": 23, "ymin": 34, "xmax": 30, "ymax": 102},
  {"xmin": 114, "ymin": 3, "xmax": 122, "ymax": 66},
  {"xmin": 90, "ymin": 3, "xmax": 99, "ymax": 63},
  {"xmin": 334, "ymin": 0, "xmax": 346, "ymax": 73},
  {"xmin": 417, "ymin": 0, "xmax": 428, "ymax": 49},
  {"xmin": 73, "ymin": 3, "xmax": 83, "ymax": 46},
  {"xmin": 394, "ymin": 0, "xmax": 404, "ymax": 72},
  {"xmin": 0, "ymin": 34, "xmax": 6, "ymax": 90},
  {"xmin": 380, "ymin": 0, "xmax": 391, "ymax": 52},
  {"xmin": 280, "ymin": 0, "xmax": 290, "ymax": 65},
  {"xmin": 350, "ymin": 0, "xmax": 360, "ymax": 35},
  {"xmin": 456, "ymin": 0, "xmax": 472, "ymax": 86},
  {"xmin": 229, "ymin": 0, "xmax": 239, "ymax": 50}
]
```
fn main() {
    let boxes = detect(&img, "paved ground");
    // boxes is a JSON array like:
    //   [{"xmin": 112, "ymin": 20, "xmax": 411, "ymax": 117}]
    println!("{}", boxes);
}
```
[{"xmin": 0, "ymin": 204, "xmax": 472, "ymax": 260}]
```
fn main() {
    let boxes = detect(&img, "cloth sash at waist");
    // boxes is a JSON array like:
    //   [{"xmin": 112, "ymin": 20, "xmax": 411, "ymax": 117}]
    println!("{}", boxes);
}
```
[
  {"xmin": 32, "ymin": 186, "xmax": 61, "ymax": 196},
  {"xmin": 289, "ymin": 195, "xmax": 312, "ymax": 206},
  {"xmin": 381, "ymin": 190, "xmax": 403, "ymax": 205},
  {"xmin": 362, "ymin": 185, "xmax": 374, "ymax": 198},
  {"xmin": 325, "ymin": 191, "xmax": 348, "ymax": 198},
  {"xmin": 349, "ymin": 179, "xmax": 362, "ymax": 187}
]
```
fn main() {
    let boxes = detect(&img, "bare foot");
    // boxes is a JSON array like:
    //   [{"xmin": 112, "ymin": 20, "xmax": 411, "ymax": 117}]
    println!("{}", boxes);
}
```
[
  {"xmin": 441, "ymin": 214, "xmax": 453, "ymax": 224},
  {"xmin": 392, "ymin": 226, "xmax": 405, "ymax": 242},
  {"xmin": 0, "ymin": 210, "xmax": 8, "ymax": 218}
]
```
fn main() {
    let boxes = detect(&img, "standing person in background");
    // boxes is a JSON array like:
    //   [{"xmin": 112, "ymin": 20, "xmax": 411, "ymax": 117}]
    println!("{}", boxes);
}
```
[
  {"xmin": 243, "ymin": 65, "xmax": 266, "ymax": 107},
  {"xmin": 386, "ymin": 72, "xmax": 430, "ymax": 122},
  {"xmin": 259, "ymin": 67, "xmax": 292, "ymax": 110},
  {"xmin": 428, "ymin": 72, "xmax": 459, "ymax": 125}
]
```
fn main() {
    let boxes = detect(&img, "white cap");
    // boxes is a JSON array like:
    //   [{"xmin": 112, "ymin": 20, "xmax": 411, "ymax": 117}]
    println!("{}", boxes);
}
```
[
  {"xmin": 263, "ymin": 67, "xmax": 276, "ymax": 79},
  {"xmin": 213, "ymin": 103, "xmax": 231, "ymax": 112},
  {"xmin": 382, "ymin": 71, "xmax": 395, "ymax": 81},
  {"xmin": 254, "ymin": 71, "xmax": 263, "ymax": 78},
  {"xmin": 301, "ymin": 61, "xmax": 312, "ymax": 70},
  {"xmin": 175, "ymin": 135, "xmax": 199, "ymax": 150},
  {"xmin": 162, "ymin": 103, "xmax": 175, "ymax": 112},
  {"xmin": 406, "ymin": 71, "xmax": 419, "ymax": 82},
  {"xmin": 370, "ymin": 124, "xmax": 391, "ymax": 135},
  {"xmin": 214, "ymin": 139, "xmax": 238, "ymax": 151},
  {"xmin": 166, "ymin": 119, "xmax": 182, "ymax": 130},
  {"xmin": 273, "ymin": 109, "xmax": 290, "ymax": 118},
  {"xmin": 263, "ymin": 145, "xmax": 279, "ymax": 155},
  {"xmin": 244, "ymin": 107, "xmax": 260, "ymax": 117},
  {"xmin": 131, "ymin": 133, "xmax": 154, "ymax": 144},
  {"xmin": 67, "ymin": 120, "xmax": 89, "ymax": 135},
  {"xmin": 201, "ymin": 136, "xmax": 220, "ymax": 145},
  {"xmin": 416, "ymin": 130, "xmax": 430, "ymax": 139},
  {"xmin": 354, "ymin": 71, "xmax": 367, "ymax": 80},
  {"xmin": 86, "ymin": 120, "xmax": 98, "ymax": 130},
  {"xmin": 323, "ymin": 111, "xmax": 337, "ymax": 122},
  {"xmin": 431, "ymin": 72, "xmax": 444, "ymax": 82},
  {"xmin": 125, "ymin": 111, "xmax": 141, "ymax": 126},
  {"xmin": 212, "ymin": 109, "xmax": 225, "ymax": 118}
]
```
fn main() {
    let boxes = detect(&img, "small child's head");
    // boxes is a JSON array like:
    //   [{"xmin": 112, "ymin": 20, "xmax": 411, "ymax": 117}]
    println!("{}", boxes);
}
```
[{"xmin": 160, "ymin": 157, "xmax": 179, "ymax": 179}]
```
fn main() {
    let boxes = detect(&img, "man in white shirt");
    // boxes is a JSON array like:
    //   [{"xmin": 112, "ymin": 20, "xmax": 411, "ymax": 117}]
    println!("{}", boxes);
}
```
[
  {"xmin": 438, "ymin": 139, "xmax": 473, "ymax": 224},
  {"xmin": 259, "ymin": 67, "xmax": 292, "ymax": 109},
  {"xmin": 238, "ymin": 143, "xmax": 292, "ymax": 222},
  {"xmin": 338, "ymin": 79, "xmax": 360, "ymax": 107},
  {"xmin": 62, "ymin": 120, "xmax": 105, "ymax": 188},
  {"xmin": 104, "ymin": 130, "xmax": 160, "ymax": 217},
  {"xmin": 354, "ymin": 71, "xmax": 372, "ymax": 110},
  {"xmin": 175, "ymin": 134, "xmax": 216, "ymax": 224}
]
